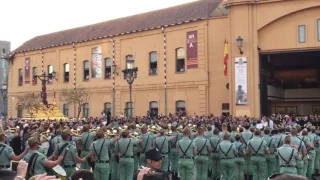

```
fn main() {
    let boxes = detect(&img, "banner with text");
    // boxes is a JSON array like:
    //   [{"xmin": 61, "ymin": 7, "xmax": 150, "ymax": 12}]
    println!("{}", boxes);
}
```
[
  {"xmin": 235, "ymin": 57, "xmax": 247, "ymax": 105},
  {"xmin": 186, "ymin": 31, "xmax": 198, "ymax": 69},
  {"xmin": 91, "ymin": 47, "xmax": 103, "ymax": 78},
  {"xmin": 25, "ymin": 58, "xmax": 30, "ymax": 84}
]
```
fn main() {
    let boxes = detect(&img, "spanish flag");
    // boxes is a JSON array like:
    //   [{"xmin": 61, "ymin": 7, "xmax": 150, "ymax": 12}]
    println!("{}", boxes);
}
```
[{"xmin": 223, "ymin": 40, "xmax": 229, "ymax": 76}]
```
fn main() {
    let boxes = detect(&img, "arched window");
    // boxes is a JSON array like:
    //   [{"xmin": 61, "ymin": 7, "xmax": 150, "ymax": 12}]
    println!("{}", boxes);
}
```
[
  {"xmin": 125, "ymin": 102, "xmax": 134, "ymax": 117},
  {"xmin": 317, "ymin": 19, "xmax": 320, "ymax": 41},
  {"xmin": 149, "ymin": 101, "xmax": 158, "ymax": 118},
  {"xmin": 104, "ymin": 102, "xmax": 112, "ymax": 114},
  {"xmin": 149, "ymin": 52, "xmax": 157, "ymax": 75},
  {"xmin": 83, "ymin": 103, "xmax": 89, "ymax": 118},
  {"xmin": 32, "ymin": 67, "xmax": 37, "ymax": 85},
  {"xmin": 48, "ymin": 65, "xmax": 54, "ymax": 84},
  {"xmin": 176, "ymin": 48, "xmax": 185, "ymax": 72},
  {"xmin": 64, "ymin": 63, "xmax": 69, "ymax": 82},
  {"xmin": 176, "ymin": 100, "xmax": 186, "ymax": 113},
  {"xmin": 105, "ymin": 58, "xmax": 112, "ymax": 79},
  {"xmin": 18, "ymin": 69, "xmax": 23, "ymax": 86},
  {"xmin": 126, "ymin": 55, "xmax": 134, "ymax": 69},
  {"xmin": 83, "ymin": 60, "xmax": 89, "ymax": 80}
]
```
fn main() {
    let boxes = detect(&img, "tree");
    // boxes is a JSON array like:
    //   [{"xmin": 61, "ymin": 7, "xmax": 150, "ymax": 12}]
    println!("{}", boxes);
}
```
[
  {"xmin": 16, "ymin": 92, "xmax": 42, "ymax": 118},
  {"xmin": 59, "ymin": 87, "xmax": 91, "ymax": 119}
]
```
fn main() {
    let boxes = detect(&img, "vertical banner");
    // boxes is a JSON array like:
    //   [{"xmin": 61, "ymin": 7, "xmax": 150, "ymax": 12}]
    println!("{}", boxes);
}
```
[
  {"xmin": 186, "ymin": 31, "xmax": 198, "ymax": 69},
  {"xmin": 91, "ymin": 47, "xmax": 102, "ymax": 78},
  {"xmin": 235, "ymin": 57, "xmax": 248, "ymax": 105},
  {"xmin": 25, "ymin": 58, "xmax": 30, "ymax": 84}
]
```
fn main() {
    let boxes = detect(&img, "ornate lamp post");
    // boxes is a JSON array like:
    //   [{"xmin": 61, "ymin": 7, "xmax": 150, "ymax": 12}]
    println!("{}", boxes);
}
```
[
  {"xmin": 1, "ymin": 82, "xmax": 7, "ymax": 126},
  {"xmin": 122, "ymin": 57, "xmax": 138, "ymax": 119},
  {"xmin": 236, "ymin": 36, "xmax": 244, "ymax": 55},
  {"xmin": 37, "ymin": 71, "xmax": 56, "ymax": 106}
]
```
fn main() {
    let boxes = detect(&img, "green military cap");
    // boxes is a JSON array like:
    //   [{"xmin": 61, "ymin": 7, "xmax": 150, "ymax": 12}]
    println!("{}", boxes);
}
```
[
  {"xmin": 28, "ymin": 137, "xmax": 40, "ymax": 147},
  {"xmin": 62, "ymin": 129, "xmax": 71, "ymax": 136}
]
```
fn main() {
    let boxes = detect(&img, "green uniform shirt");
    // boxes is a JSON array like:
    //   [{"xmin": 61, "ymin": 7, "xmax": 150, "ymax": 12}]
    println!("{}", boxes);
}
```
[
  {"xmin": 217, "ymin": 140, "xmax": 238, "ymax": 158},
  {"xmin": 80, "ymin": 132, "xmax": 95, "ymax": 151},
  {"xmin": 116, "ymin": 137, "xmax": 138, "ymax": 157},
  {"xmin": 194, "ymin": 136, "xmax": 210, "ymax": 155},
  {"xmin": 291, "ymin": 136, "xmax": 306, "ymax": 153},
  {"xmin": 7, "ymin": 134, "xmax": 13, "ymax": 145},
  {"xmin": 0, "ymin": 142, "xmax": 15, "ymax": 166},
  {"xmin": 54, "ymin": 140, "xmax": 78, "ymax": 166},
  {"xmin": 139, "ymin": 133, "xmax": 155, "ymax": 153},
  {"xmin": 23, "ymin": 150, "xmax": 47, "ymax": 175},
  {"xmin": 177, "ymin": 137, "xmax": 196, "ymax": 157},
  {"xmin": 90, "ymin": 138, "xmax": 112, "ymax": 161},
  {"xmin": 190, "ymin": 132, "xmax": 197, "ymax": 140},
  {"xmin": 308, "ymin": 133, "xmax": 317, "ymax": 147},
  {"xmin": 52, "ymin": 135, "xmax": 62, "ymax": 149},
  {"xmin": 298, "ymin": 136, "xmax": 311, "ymax": 148},
  {"xmin": 272, "ymin": 134, "xmax": 282, "ymax": 148},
  {"xmin": 233, "ymin": 141, "xmax": 246, "ymax": 156},
  {"xmin": 277, "ymin": 144, "xmax": 298, "ymax": 166},
  {"xmin": 204, "ymin": 131, "xmax": 212, "ymax": 140},
  {"xmin": 154, "ymin": 135, "xmax": 172, "ymax": 154},
  {"xmin": 241, "ymin": 130, "xmax": 253, "ymax": 145},
  {"xmin": 209, "ymin": 135, "xmax": 222, "ymax": 153},
  {"xmin": 262, "ymin": 135, "xmax": 276, "ymax": 153},
  {"xmin": 169, "ymin": 132, "xmax": 182, "ymax": 148},
  {"xmin": 247, "ymin": 136, "xmax": 269, "ymax": 155},
  {"xmin": 230, "ymin": 131, "xmax": 238, "ymax": 143}
]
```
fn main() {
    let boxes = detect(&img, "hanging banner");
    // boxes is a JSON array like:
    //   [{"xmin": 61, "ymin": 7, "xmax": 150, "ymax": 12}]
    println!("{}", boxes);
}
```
[
  {"xmin": 186, "ymin": 31, "xmax": 198, "ymax": 69},
  {"xmin": 235, "ymin": 57, "xmax": 248, "ymax": 105},
  {"xmin": 91, "ymin": 47, "xmax": 102, "ymax": 78},
  {"xmin": 25, "ymin": 58, "xmax": 30, "ymax": 84}
]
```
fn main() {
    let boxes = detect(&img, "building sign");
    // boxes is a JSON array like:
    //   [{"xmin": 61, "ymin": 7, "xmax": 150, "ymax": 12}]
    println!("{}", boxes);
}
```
[
  {"xmin": 186, "ymin": 31, "xmax": 198, "ymax": 69},
  {"xmin": 91, "ymin": 47, "xmax": 102, "ymax": 78},
  {"xmin": 235, "ymin": 57, "xmax": 247, "ymax": 105},
  {"xmin": 25, "ymin": 58, "xmax": 30, "ymax": 84}
]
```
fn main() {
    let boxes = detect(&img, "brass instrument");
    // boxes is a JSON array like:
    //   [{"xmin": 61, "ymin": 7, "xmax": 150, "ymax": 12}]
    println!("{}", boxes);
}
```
[
  {"xmin": 40, "ymin": 131, "xmax": 50, "ymax": 141},
  {"xmin": 130, "ymin": 132, "xmax": 140, "ymax": 139},
  {"xmin": 176, "ymin": 125, "xmax": 184, "ymax": 133},
  {"xmin": 164, "ymin": 130, "xmax": 173, "ymax": 136},
  {"xmin": 71, "ymin": 128, "xmax": 81, "ymax": 136},
  {"xmin": 105, "ymin": 129, "xmax": 119, "ymax": 138}
]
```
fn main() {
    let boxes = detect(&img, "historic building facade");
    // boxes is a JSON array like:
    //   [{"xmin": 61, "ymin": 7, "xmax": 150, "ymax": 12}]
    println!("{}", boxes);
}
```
[{"xmin": 5, "ymin": 0, "xmax": 320, "ymax": 118}]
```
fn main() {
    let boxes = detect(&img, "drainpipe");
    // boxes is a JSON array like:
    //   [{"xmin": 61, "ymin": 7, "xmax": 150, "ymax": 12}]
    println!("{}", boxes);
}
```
[
  {"xmin": 111, "ymin": 38, "xmax": 116, "ymax": 116},
  {"xmin": 162, "ymin": 27, "xmax": 168, "ymax": 116},
  {"xmin": 73, "ymin": 42, "xmax": 76, "ymax": 118}
]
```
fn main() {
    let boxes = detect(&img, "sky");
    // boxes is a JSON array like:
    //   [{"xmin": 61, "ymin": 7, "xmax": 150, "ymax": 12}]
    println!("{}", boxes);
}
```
[{"xmin": 0, "ymin": 0, "xmax": 197, "ymax": 51}]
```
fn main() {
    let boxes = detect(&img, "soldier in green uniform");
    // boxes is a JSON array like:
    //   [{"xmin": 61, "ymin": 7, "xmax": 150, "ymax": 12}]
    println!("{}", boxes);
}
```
[
  {"xmin": 0, "ymin": 127, "xmax": 28, "ymax": 169},
  {"xmin": 272, "ymin": 128, "xmax": 282, "ymax": 173},
  {"xmin": 219, "ymin": 123, "xmax": 229, "ymax": 138},
  {"xmin": 52, "ymin": 129, "xmax": 62, "ymax": 149},
  {"xmin": 311, "ymin": 127, "xmax": 320, "ymax": 174},
  {"xmin": 299, "ymin": 129, "xmax": 313, "ymax": 177},
  {"xmin": 247, "ymin": 129, "xmax": 270, "ymax": 180},
  {"xmin": 129, "ymin": 124, "xmax": 140, "ymax": 176},
  {"xmin": 169, "ymin": 126, "xmax": 182, "ymax": 179},
  {"xmin": 154, "ymin": 129, "xmax": 173, "ymax": 171},
  {"xmin": 209, "ymin": 128, "xmax": 221, "ymax": 180},
  {"xmin": 80, "ymin": 125, "xmax": 96, "ymax": 170},
  {"xmin": 88, "ymin": 129, "xmax": 120, "ymax": 180},
  {"xmin": 288, "ymin": 128, "xmax": 306, "ymax": 176},
  {"xmin": 177, "ymin": 128, "xmax": 197, "ymax": 180},
  {"xmin": 217, "ymin": 132, "xmax": 238, "ymax": 180},
  {"xmin": 194, "ymin": 127, "xmax": 211, "ymax": 180},
  {"xmin": 262, "ymin": 127, "xmax": 277, "ymax": 177},
  {"xmin": 233, "ymin": 134, "xmax": 246, "ymax": 180},
  {"xmin": 307, "ymin": 127, "xmax": 317, "ymax": 177},
  {"xmin": 115, "ymin": 130, "xmax": 140, "ymax": 180},
  {"xmin": 230, "ymin": 126, "xmax": 239, "ymax": 143},
  {"xmin": 204, "ymin": 126, "xmax": 212, "ymax": 140},
  {"xmin": 52, "ymin": 128, "xmax": 88, "ymax": 178},
  {"xmin": 139, "ymin": 125, "xmax": 155, "ymax": 167},
  {"xmin": 241, "ymin": 123, "xmax": 253, "ymax": 179},
  {"xmin": 277, "ymin": 136, "xmax": 302, "ymax": 175},
  {"xmin": 23, "ymin": 137, "xmax": 63, "ymax": 177}
]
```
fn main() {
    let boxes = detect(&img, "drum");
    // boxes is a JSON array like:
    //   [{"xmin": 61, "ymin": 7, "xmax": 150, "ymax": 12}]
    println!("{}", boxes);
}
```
[{"xmin": 49, "ymin": 164, "xmax": 67, "ymax": 180}]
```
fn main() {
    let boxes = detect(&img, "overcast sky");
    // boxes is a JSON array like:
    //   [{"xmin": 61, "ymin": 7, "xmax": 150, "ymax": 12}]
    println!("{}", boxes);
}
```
[{"xmin": 0, "ymin": 0, "xmax": 197, "ymax": 51}]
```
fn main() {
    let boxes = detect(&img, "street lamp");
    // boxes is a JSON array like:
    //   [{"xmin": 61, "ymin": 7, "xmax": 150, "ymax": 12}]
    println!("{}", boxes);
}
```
[
  {"xmin": 37, "ymin": 71, "xmax": 56, "ymax": 106},
  {"xmin": 122, "ymin": 57, "xmax": 138, "ymax": 119},
  {"xmin": 1, "ymin": 82, "xmax": 7, "ymax": 126},
  {"xmin": 236, "ymin": 36, "xmax": 244, "ymax": 55}
]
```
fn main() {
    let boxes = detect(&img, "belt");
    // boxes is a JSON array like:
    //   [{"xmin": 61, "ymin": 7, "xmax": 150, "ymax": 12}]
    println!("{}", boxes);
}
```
[
  {"xmin": 180, "ymin": 156, "xmax": 193, "ymax": 159},
  {"xmin": 95, "ymin": 160, "xmax": 109, "ymax": 163},
  {"xmin": 121, "ymin": 156, "xmax": 134, "ymax": 158},
  {"xmin": 63, "ymin": 164, "xmax": 76, "ymax": 168},
  {"xmin": 199, "ymin": 154, "xmax": 209, "ymax": 156},
  {"xmin": 280, "ymin": 164, "xmax": 295, "ymax": 168},
  {"xmin": 221, "ymin": 157, "xmax": 234, "ymax": 159},
  {"xmin": 0, "ymin": 165, "xmax": 10, "ymax": 168},
  {"xmin": 251, "ymin": 154, "xmax": 265, "ymax": 157}
]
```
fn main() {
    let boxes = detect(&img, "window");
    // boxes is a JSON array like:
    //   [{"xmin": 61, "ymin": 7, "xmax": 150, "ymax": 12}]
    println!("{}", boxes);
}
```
[
  {"xmin": 149, "ymin": 101, "xmax": 158, "ymax": 117},
  {"xmin": 104, "ymin": 102, "xmax": 112, "ymax": 114},
  {"xmin": 176, "ymin": 101, "xmax": 186, "ymax": 113},
  {"xmin": 83, "ymin": 103, "xmax": 89, "ymax": 118},
  {"xmin": 105, "ymin": 58, "xmax": 112, "ymax": 79},
  {"xmin": 298, "ymin": 25, "xmax": 306, "ymax": 43},
  {"xmin": 32, "ymin": 67, "xmax": 37, "ymax": 85},
  {"xmin": 48, "ymin": 65, "xmax": 53, "ymax": 84},
  {"xmin": 126, "ymin": 55, "xmax": 134, "ymax": 69},
  {"xmin": 222, "ymin": 103, "xmax": 230, "ymax": 111},
  {"xmin": 17, "ymin": 105, "xmax": 23, "ymax": 118},
  {"xmin": 18, "ymin": 69, "xmax": 23, "ymax": 86},
  {"xmin": 83, "ymin": 60, "xmax": 89, "ymax": 80},
  {"xmin": 125, "ymin": 102, "xmax": 134, "ymax": 117},
  {"xmin": 149, "ymin": 52, "xmax": 157, "ymax": 75},
  {"xmin": 63, "ymin": 104, "xmax": 69, "ymax": 117},
  {"xmin": 64, "ymin": 63, "xmax": 69, "ymax": 82},
  {"xmin": 317, "ymin": 19, "xmax": 320, "ymax": 41},
  {"xmin": 176, "ymin": 48, "xmax": 185, "ymax": 72}
]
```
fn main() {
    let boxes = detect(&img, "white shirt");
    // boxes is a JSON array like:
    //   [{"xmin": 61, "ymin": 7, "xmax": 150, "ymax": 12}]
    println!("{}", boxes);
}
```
[{"xmin": 269, "ymin": 119, "xmax": 274, "ymax": 129}]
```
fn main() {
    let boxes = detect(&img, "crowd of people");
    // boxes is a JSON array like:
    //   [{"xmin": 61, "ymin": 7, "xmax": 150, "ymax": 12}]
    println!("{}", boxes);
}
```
[{"xmin": 0, "ymin": 113, "xmax": 319, "ymax": 180}]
